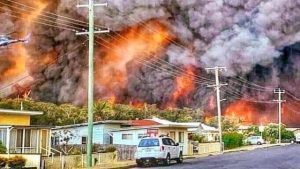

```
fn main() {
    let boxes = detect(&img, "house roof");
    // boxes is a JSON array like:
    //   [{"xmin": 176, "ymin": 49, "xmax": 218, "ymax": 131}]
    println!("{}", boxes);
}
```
[
  {"xmin": 0, "ymin": 108, "xmax": 43, "ymax": 116},
  {"xmin": 110, "ymin": 124, "xmax": 192, "ymax": 132},
  {"xmin": 0, "ymin": 125, "xmax": 52, "ymax": 129},
  {"xmin": 129, "ymin": 117, "xmax": 218, "ymax": 132},
  {"xmin": 53, "ymin": 120, "xmax": 129, "ymax": 130},
  {"xmin": 131, "ymin": 117, "xmax": 200, "ymax": 128},
  {"xmin": 129, "ymin": 119, "xmax": 160, "ymax": 126},
  {"xmin": 199, "ymin": 123, "xmax": 218, "ymax": 131}
]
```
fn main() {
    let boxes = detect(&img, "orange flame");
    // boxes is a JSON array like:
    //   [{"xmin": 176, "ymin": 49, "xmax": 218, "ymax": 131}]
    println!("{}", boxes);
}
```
[
  {"xmin": 224, "ymin": 100, "xmax": 259, "ymax": 125},
  {"xmin": 166, "ymin": 67, "xmax": 195, "ymax": 107},
  {"xmin": 95, "ymin": 20, "xmax": 173, "ymax": 98},
  {"xmin": 1, "ymin": 1, "xmax": 47, "ymax": 82}
]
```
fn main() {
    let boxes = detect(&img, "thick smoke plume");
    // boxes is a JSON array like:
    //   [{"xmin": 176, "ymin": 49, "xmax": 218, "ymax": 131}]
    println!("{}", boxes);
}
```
[{"xmin": 1, "ymin": 0, "xmax": 300, "ymax": 126}]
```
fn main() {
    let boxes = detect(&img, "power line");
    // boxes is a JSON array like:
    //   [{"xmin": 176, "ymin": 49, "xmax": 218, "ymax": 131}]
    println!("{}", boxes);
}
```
[{"xmin": 1, "ymin": 1, "xmax": 212, "ymax": 84}]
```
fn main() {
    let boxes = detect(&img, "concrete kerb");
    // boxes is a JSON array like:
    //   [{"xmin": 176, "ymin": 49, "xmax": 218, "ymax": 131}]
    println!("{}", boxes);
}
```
[{"xmin": 224, "ymin": 143, "xmax": 291, "ymax": 154}]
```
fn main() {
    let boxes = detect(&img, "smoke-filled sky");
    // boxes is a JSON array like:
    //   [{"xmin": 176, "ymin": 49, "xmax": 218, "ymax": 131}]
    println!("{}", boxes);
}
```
[{"xmin": 1, "ymin": 0, "xmax": 300, "ymax": 126}]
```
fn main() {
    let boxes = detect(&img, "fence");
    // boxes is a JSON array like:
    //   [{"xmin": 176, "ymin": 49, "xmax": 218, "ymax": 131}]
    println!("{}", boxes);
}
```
[
  {"xmin": 52, "ymin": 144, "xmax": 136, "ymax": 160},
  {"xmin": 44, "ymin": 152, "xmax": 117, "ymax": 169},
  {"xmin": 188, "ymin": 142, "xmax": 221, "ymax": 155}
]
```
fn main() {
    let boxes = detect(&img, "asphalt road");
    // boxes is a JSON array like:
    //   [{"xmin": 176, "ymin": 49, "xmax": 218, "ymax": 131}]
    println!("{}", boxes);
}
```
[{"xmin": 133, "ymin": 144, "xmax": 300, "ymax": 169}]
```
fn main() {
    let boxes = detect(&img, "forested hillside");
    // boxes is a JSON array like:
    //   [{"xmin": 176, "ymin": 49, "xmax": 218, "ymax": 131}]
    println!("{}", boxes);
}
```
[{"xmin": 0, "ymin": 99, "xmax": 203, "ymax": 126}]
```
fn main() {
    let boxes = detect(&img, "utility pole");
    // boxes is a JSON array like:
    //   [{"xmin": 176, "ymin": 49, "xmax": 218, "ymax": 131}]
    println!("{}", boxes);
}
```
[
  {"xmin": 76, "ymin": 1, "xmax": 109, "ymax": 167},
  {"xmin": 206, "ymin": 66, "xmax": 227, "ymax": 152},
  {"xmin": 273, "ymin": 88, "xmax": 285, "ymax": 144}
]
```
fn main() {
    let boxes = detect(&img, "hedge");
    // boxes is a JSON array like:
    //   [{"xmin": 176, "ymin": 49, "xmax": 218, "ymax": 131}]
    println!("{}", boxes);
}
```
[{"xmin": 223, "ymin": 132, "xmax": 243, "ymax": 149}]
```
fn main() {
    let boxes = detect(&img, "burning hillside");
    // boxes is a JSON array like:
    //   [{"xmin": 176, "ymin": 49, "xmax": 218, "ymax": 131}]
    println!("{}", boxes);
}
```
[{"xmin": 1, "ymin": 0, "xmax": 300, "ymax": 126}]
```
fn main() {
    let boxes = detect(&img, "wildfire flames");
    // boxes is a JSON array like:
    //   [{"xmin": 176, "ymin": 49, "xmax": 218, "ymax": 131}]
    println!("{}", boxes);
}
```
[
  {"xmin": 0, "ymin": 0, "xmax": 47, "ymax": 91},
  {"xmin": 1, "ymin": 0, "xmax": 300, "ymax": 127},
  {"xmin": 223, "ymin": 100, "xmax": 300, "ymax": 127},
  {"xmin": 166, "ymin": 67, "xmax": 195, "ymax": 107},
  {"xmin": 94, "ymin": 20, "xmax": 173, "ymax": 100}
]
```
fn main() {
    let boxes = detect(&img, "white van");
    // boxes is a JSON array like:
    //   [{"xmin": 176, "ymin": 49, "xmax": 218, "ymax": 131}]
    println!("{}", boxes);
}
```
[
  {"xmin": 247, "ymin": 136, "xmax": 265, "ymax": 145},
  {"xmin": 135, "ymin": 136, "xmax": 183, "ymax": 167}
]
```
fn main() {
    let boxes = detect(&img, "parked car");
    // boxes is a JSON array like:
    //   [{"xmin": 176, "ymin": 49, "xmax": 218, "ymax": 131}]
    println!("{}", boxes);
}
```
[
  {"xmin": 247, "ymin": 136, "xmax": 265, "ymax": 145},
  {"xmin": 135, "ymin": 136, "xmax": 183, "ymax": 167},
  {"xmin": 295, "ymin": 133, "xmax": 300, "ymax": 144}
]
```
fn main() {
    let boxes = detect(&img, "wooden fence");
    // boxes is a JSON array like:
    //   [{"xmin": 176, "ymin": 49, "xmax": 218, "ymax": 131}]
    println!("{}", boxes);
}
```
[
  {"xmin": 188, "ymin": 142, "xmax": 221, "ymax": 155},
  {"xmin": 52, "ymin": 144, "xmax": 136, "ymax": 160}
]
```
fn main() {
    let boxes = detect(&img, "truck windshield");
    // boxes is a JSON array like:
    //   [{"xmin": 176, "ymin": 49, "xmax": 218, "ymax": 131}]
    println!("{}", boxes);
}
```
[{"xmin": 138, "ymin": 139, "xmax": 159, "ymax": 147}]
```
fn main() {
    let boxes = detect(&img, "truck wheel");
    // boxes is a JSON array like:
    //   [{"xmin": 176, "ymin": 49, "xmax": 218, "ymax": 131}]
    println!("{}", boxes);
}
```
[
  {"xmin": 176, "ymin": 152, "xmax": 183, "ymax": 164},
  {"xmin": 164, "ymin": 154, "xmax": 171, "ymax": 166},
  {"xmin": 257, "ymin": 142, "xmax": 262, "ymax": 145},
  {"xmin": 136, "ymin": 160, "xmax": 143, "ymax": 167}
]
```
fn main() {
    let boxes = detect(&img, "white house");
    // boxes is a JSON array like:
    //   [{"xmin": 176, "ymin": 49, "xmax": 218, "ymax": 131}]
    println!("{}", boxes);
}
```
[
  {"xmin": 188, "ymin": 123, "xmax": 219, "ymax": 142},
  {"xmin": 51, "ymin": 120, "xmax": 127, "ymax": 145},
  {"xmin": 111, "ymin": 124, "xmax": 190, "ymax": 155},
  {"xmin": 110, "ymin": 117, "xmax": 206, "ymax": 155}
]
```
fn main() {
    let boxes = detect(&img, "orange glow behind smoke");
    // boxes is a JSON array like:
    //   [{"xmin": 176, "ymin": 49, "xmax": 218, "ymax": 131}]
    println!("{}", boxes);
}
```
[
  {"xmin": 224, "ymin": 100, "xmax": 271, "ymax": 125},
  {"xmin": 95, "ymin": 20, "xmax": 173, "ymax": 99},
  {"xmin": 167, "ymin": 67, "xmax": 195, "ymax": 107},
  {"xmin": 282, "ymin": 103, "xmax": 300, "ymax": 127},
  {"xmin": 1, "ymin": 1, "xmax": 47, "ymax": 82}
]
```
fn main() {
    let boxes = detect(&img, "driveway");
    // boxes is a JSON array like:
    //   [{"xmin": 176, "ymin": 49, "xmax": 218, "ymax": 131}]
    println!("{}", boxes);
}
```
[{"xmin": 133, "ymin": 144, "xmax": 300, "ymax": 169}]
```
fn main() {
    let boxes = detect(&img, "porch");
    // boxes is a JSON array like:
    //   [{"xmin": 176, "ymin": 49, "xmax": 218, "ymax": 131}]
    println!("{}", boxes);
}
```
[{"xmin": 0, "ymin": 126, "xmax": 51, "ymax": 155}]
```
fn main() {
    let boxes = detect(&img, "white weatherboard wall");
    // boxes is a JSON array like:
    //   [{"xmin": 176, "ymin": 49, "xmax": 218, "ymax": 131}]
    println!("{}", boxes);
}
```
[
  {"xmin": 52, "ymin": 123, "xmax": 121, "ymax": 145},
  {"xmin": 112, "ymin": 129, "xmax": 147, "ymax": 145}
]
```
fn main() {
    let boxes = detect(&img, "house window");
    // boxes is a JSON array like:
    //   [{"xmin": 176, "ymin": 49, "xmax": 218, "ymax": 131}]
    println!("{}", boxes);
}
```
[
  {"xmin": 169, "ymin": 131, "xmax": 175, "ymax": 140},
  {"xmin": 16, "ymin": 129, "xmax": 23, "ymax": 147},
  {"xmin": 0, "ymin": 129, "xmax": 6, "ymax": 146},
  {"xmin": 24, "ymin": 129, "xmax": 31, "ymax": 147},
  {"xmin": 82, "ymin": 137, "xmax": 87, "ymax": 144},
  {"xmin": 179, "ymin": 132, "xmax": 184, "ymax": 143},
  {"xmin": 51, "ymin": 137, "xmax": 60, "ymax": 146},
  {"xmin": 122, "ymin": 134, "xmax": 133, "ymax": 140}
]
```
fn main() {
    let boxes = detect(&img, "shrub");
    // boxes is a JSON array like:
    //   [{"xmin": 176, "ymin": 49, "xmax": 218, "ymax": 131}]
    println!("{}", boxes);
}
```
[
  {"xmin": 191, "ymin": 134, "xmax": 207, "ymax": 143},
  {"xmin": 7, "ymin": 156, "xmax": 26, "ymax": 169},
  {"xmin": 0, "ymin": 157, "xmax": 6, "ymax": 168},
  {"xmin": 0, "ymin": 141, "xmax": 6, "ymax": 154},
  {"xmin": 223, "ymin": 132, "xmax": 243, "ymax": 149},
  {"xmin": 104, "ymin": 146, "xmax": 117, "ymax": 153}
]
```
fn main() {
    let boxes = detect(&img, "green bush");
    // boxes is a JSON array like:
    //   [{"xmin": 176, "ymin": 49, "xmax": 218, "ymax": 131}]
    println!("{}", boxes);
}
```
[
  {"xmin": 191, "ymin": 134, "xmax": 207, "ymax": 143},
  {"xmin": 223, "ymin": 132, "xmax": 243, "ymax": 149},
  {"xmin": 7, "ymin": 156, "xmax": 26, "ymax": 169},
  {"xmin": 0, "ymin": 141, "xmax": 6, "ymax": 154}
]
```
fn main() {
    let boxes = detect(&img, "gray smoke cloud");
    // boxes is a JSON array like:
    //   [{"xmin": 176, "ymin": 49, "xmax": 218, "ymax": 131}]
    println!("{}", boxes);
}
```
[{"xmin": 1, "ymin": 0, "xmax": 300, "ymax": 111}]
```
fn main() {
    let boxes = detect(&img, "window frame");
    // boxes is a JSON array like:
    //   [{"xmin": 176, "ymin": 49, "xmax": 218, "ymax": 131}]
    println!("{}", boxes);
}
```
[
  {"xmin": 178, "ymin": 132, "xmax": 184, "ymax": 143},
  {"xmin": 122, "ymin": 133, "xmax": 133, "ymax": 140},
  {"xmin": 81, "ymin": 136, "xmax": 87, "ymax": 144}
]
